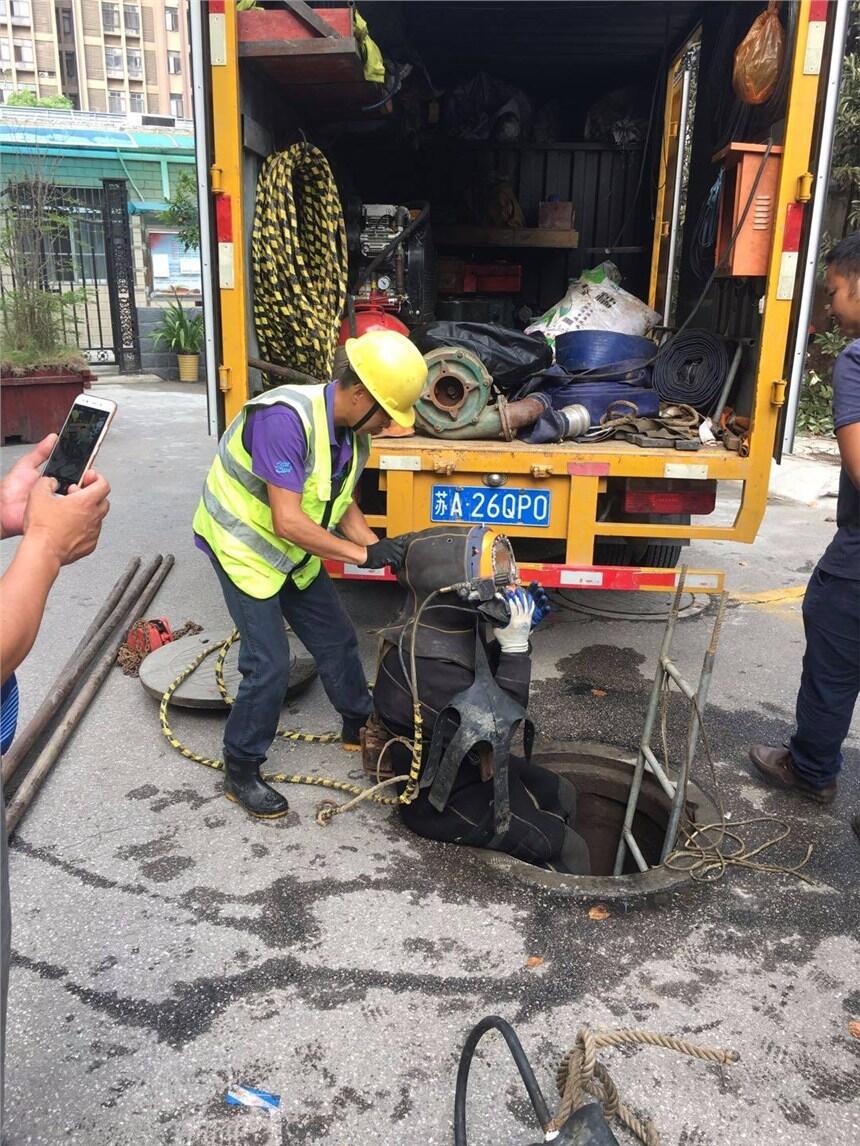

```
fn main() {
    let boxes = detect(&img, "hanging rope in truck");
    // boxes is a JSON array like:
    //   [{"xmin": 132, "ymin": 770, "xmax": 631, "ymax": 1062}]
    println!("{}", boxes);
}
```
[{"xmin": 251, "ymin": 143, "xmax": 348, "ymax": 384}]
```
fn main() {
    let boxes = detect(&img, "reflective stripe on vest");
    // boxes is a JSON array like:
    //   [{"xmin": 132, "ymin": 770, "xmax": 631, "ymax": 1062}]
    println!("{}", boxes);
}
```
[{"xmin": 193, "ymin": 384, "xmax": 370, "ymax": 598}]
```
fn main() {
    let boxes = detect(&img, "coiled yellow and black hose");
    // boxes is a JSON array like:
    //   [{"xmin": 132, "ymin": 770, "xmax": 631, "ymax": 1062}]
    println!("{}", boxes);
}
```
[{"xmin": 251, "ymin": 143, "xmax": 348, "ymax": 384}]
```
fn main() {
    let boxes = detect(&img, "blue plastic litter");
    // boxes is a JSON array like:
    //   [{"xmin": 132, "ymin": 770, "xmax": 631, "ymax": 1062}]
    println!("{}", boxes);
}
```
[{"xmin": 225, "ymin": 1085, "xmax": 281, "ymax": 1110}]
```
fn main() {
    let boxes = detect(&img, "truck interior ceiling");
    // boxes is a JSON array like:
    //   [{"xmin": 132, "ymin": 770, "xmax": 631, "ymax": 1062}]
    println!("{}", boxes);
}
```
[{"xmin": 238, "ymin": 0, "xmax": 798, "ymax": 451}]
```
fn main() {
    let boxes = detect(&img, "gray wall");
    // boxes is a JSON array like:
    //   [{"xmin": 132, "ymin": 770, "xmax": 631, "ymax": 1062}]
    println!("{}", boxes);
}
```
[{"xmin": 136, "ymin": 306, "xmax": 207, "ymax": 382}]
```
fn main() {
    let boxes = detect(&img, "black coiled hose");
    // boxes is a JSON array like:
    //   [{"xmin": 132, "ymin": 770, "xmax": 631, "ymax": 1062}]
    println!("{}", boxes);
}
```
[{"xmin": 652, "ymin": 329, "xmax": 728, "ymax": 413}]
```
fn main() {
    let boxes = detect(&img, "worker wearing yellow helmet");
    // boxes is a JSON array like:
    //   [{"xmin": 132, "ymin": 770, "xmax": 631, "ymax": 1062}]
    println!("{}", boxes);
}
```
[{"xmin": 193, "ymin": 329, "xmax": 427, "ymax": 819}]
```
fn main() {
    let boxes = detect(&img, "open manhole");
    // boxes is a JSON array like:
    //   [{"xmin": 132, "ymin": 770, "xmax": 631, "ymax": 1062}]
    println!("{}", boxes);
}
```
[{"xmin": 466, "ymin": 741, "xmax": 719, "ymax": 900}]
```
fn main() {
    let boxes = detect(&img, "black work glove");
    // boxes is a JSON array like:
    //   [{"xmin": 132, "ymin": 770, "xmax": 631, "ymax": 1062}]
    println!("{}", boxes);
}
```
[{"xmin": 361, "ymin": 536, "xmax": 408, "ymax": 571}]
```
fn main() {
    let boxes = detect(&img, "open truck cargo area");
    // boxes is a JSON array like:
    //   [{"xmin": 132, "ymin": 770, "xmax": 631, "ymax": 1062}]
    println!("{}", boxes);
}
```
[{"xmin": 198, "ymin": 0, "xmax": 840, "ymax": 590}]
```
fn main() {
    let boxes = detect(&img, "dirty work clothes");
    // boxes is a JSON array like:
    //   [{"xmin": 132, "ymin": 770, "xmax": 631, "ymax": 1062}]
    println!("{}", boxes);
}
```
[
  {"xmin": 789, "ymin": 567, "xmax": 860, "ymax": 788},
  {"xmin": 210, "ymin": 559, "xmax": 372, "ymax": 763},
  {"xmin": 375, "ymin": 642, "xmax": 581, "ymax": 868}
]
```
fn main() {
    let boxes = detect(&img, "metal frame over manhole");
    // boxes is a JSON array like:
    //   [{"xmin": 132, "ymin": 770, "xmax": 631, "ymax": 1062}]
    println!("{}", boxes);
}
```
[{"xmin": 465, "ymin": 741, "xmax": 720, "ymax": 900}]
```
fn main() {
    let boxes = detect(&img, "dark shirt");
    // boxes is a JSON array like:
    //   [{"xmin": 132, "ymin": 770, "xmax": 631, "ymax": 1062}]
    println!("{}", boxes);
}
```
[{"xmin": 819, "ymin": 339, "xmax": 860, "ymax": 580}]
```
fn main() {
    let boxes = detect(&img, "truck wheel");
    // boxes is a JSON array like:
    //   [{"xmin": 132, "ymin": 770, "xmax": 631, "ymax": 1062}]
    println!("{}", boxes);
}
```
[{"xmin": 595, "ymin": 541, "xmax": 682, "ymax": 568}]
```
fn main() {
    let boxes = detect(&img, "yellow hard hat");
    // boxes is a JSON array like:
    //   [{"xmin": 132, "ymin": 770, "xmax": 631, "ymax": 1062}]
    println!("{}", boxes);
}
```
[{"xmin": 344, "ymin": 330, "xmax": 428, "ymax": 428}]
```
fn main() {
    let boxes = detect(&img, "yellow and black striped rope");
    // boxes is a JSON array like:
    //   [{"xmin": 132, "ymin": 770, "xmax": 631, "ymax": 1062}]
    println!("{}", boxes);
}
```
[
  {"xmin": 157, "ymin": 631, "xmax": 401, "ymax": 811},
  {"xmin": 251, "ymin": 143, "xmax": 348, "ymax": 385}
]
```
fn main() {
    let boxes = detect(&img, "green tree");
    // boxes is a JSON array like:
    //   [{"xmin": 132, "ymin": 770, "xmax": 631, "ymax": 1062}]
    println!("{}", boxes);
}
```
[
  {"xmin": 160, "ymin": 171, "xmax": 200, "ymax": 253},
  {"xmin": 6, "ymin": 91, "xmax": 73, "ymax": 110}
]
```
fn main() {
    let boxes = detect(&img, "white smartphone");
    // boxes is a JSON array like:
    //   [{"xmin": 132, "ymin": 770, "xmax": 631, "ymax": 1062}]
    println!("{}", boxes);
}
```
[{"xmin": 42, "ymin": 393, "xmax": 116, "ymax": 494}]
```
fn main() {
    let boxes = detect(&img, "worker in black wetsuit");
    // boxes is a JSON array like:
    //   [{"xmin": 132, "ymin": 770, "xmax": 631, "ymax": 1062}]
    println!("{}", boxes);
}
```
[{"xmin": 369, "ymin": 527, "xmax": 591, "ymax": 874}]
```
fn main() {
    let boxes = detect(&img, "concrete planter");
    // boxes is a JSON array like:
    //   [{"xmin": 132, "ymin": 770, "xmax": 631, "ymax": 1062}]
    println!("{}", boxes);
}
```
[{"xmin": 0, "ymin": 368, "xmax": 93, "ymax": 444}]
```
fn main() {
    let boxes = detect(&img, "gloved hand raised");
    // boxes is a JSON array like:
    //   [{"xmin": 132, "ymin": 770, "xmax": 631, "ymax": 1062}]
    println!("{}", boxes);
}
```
[
  {"xmin": 527, "ymin": 580, "xmax": 551, "ymax": 628},
  {"xmin": 360, "ymin": 535, "xmax": 408, "ymax": 572},
  {"xmin": 493, "ymin": 587, "xmax": 535, "ymax": 654}
]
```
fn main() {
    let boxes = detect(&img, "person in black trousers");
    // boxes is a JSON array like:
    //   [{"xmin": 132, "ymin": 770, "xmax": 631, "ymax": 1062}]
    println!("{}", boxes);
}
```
[{"xmin": 749, "ymin": 234, "xmax": 860, "ymax": 842}]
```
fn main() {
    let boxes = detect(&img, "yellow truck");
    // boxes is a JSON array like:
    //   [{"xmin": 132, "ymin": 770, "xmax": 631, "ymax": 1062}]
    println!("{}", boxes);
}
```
[{"xmin": 190, "ymin": 0, "xmax": 848, "ymax": 593}]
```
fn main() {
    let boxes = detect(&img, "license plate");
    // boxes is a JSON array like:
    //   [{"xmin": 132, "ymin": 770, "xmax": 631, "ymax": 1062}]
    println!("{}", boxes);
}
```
[{"xmin": 430, "ymin": 485, "xmax": 551, "ymax": 528}]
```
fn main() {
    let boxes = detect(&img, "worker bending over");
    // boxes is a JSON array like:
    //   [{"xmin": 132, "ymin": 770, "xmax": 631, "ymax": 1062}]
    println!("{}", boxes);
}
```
[
  {"xmin": 370, "ymin": 527, "xmax": 591, "ymax": 874},
  {"xmin": 193, "ymin": 330, "xmax": 427, "ymax": 819}
]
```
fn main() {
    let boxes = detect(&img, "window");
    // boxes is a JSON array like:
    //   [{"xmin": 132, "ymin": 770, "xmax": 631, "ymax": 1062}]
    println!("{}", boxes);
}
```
[
  {"xmin": 167, "ymin": 51, "xmax": 181, "ymax": 75},
  {"xmin": 107, "ymin": 88, "xmax": 124, "ymax": 113},
  {"xmin": 59, "ymin": 9, "xmax": 73, "ymax": 37},
  {"xmin": 0, "ymin": 41, "xmax": 9, "ymax": 64},
  {"xmin": 164, "ymin": 7, "xmax": 178, "ymax": 32},
  {"xmin": 123, "ymin": 4, "xmax": 139, "ymax": 34},
  {"xmin": 104, "ymin": 45, "xmax": 122, "ymax": 72},
  {"xmin": 10, "ymin": 1, "xmax": 30, "ymax": 23},
  {"xmin": 101, "ymin": 2, "xmax": 119, "ymax": 32},
  {"xmin": 169, "ymin": 93, "xmax": 182, "ymax": 118},
  {"xmin": 126, "ymin": 48, "xmax": 141, "ymax": 75},
  {"xmin": 13, "ymin": 39, "xmax": 33, "ymax": 65},
  {"xmin": 0, "ymin": 4, "xmax": 6, "ymax": 18},
  {"xmin": 63, "ymin": 49, "xmax": 75, "ymax": 78},
  {"xmin": 129, "ymin": 90, "xmax": 143, "ymax": 112}
]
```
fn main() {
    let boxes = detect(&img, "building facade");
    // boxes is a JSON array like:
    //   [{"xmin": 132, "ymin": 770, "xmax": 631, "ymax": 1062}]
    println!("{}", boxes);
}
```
[{"xmin": 0, "ymin": 0, "xmax": 193, "ymax": 119}]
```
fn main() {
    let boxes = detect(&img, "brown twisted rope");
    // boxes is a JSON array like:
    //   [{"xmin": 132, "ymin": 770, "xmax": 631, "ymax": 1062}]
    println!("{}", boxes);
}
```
[{"xmin": 550, "ymin": 1027, "xmax": 739, "ymax": 1143}]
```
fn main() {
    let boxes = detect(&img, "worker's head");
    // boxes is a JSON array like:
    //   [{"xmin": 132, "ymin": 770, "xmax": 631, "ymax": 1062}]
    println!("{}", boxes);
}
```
[
  {"xmin": 339, "ymin": 330, "xmax": 428, "ymax": 433},
  {"xmin": 824, "ymin": 233, "xmax": 860, "ymax": 338}
]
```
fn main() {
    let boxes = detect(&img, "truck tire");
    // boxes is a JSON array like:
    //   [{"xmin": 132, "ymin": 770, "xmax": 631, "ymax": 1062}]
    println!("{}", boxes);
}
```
[{"xmin": 595, "ymin": 541, "xmax": 683, "ymax": 568}]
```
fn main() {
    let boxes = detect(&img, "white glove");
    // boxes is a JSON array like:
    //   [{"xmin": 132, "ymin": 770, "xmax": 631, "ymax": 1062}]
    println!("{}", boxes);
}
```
[{"xmin": 493, "ymin": 587, "xmax": 534, "ymax": 654}]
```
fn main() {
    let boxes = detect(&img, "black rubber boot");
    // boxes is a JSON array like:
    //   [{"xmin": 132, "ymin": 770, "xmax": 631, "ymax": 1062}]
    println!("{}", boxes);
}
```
[
  {"xmin": 223, "ymin": 755, "xmax": 289, "ymax": 819},
  {"xmin": 341, "ymin": 718, "xmax": 367, "ymax": 753}
]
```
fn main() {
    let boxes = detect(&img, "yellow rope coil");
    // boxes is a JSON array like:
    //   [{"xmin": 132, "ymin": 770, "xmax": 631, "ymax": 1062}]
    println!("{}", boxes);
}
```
[
  {"xmin": 157, "ymin": 631, "xmax": 408, "ymax": 818},
  {"xmin": 251, "ymin": 144, "xmax": 348, "ymax": 383}
]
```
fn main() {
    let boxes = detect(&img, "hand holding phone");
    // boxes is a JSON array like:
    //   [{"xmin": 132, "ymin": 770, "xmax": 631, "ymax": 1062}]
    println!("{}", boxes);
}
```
[
  {"xmin": 25, "ymin": 472, "xmax": 111, "ymax": 566},
  {"xmin": 42, "ymin": 393, "xmax": 116, "ymax": 494}
]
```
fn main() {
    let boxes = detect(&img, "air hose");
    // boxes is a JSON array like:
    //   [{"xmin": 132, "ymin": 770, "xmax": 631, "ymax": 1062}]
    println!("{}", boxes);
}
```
[{"xmin": 251, "ymin": 143, "xmax": 349, "ymax": 384}]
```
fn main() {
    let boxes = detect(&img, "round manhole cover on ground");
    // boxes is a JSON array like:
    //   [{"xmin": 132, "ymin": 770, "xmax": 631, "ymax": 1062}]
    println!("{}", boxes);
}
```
[
  {"xmin": 465, "ymin": 741, "xmax": 720, "ymax": 900},
  {"xmin": 139, "ymin": 629, "xmax": 318, "ymax": 709}
]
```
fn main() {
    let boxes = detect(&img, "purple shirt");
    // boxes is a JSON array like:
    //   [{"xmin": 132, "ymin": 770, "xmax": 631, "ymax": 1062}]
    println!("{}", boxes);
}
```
[{"xmin": 195, "ymin": 383, "xmax": 355, "ymax": 560}]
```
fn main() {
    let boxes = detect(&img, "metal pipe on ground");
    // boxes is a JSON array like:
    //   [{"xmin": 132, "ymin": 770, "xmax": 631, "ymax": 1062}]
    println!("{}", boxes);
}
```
[
  {"xmin": 2, "ymin": 555, "xmax": 159, "ymax": 785},
  {"xmin": 5, "ymin": 554, "xmax": 175, "ymax": 835}
]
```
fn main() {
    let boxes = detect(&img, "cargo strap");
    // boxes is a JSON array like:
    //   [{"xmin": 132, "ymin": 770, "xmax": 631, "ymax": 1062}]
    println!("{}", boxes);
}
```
[{"xmin": 586, "ymin": 402, "xmax": 704, "ymax": 449}]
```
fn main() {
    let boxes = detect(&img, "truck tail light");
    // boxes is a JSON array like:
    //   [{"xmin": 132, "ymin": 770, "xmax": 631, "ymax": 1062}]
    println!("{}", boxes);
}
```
[{"xmin": 623, "ymin": 479, "xmax": 717, "ymax": 516}]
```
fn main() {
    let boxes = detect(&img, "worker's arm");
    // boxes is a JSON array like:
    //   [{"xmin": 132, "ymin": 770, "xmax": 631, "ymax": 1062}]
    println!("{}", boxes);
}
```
[
  {"xmin": 1, "ymin": 474, "xmax": 110, "ymax": 680},
  {"xmin": 268, "ymin": 485, "xmax": 368, "ymax": 564},
  {"xmin": 835, "ymin": 422, "xmax": 860, "ymax": 489},
  {"xmin": 337, "ymin": 498, "xmax": 379, "ymax": 546},
  {"xmin": 491, "ymin": 588, "xmax": 534, "ymax": 707}
]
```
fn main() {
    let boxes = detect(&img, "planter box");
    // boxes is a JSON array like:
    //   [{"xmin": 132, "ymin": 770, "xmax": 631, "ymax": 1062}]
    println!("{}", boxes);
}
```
[{"xmin": 0, "ymin": 369, "xmax": 93, "ymax": 444}]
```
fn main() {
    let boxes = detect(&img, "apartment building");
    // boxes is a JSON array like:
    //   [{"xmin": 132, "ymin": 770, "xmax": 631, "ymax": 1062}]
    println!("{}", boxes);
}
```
[{"xmin": 0, "ymin": 0, "xmax": 193, "ymax": 118}]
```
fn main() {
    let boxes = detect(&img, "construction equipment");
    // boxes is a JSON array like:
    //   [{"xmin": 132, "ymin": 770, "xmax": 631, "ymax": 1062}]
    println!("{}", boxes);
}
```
[{"xmin": 613, "ymin": 568, "xmax": 728, "ymax": 875}]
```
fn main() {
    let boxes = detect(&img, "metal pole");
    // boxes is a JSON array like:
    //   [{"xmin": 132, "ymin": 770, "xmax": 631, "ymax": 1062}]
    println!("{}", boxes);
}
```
[
  {"xmin": 662, "ymin": 64, "xmax": 692, "ymax": 327},
  {"xmin": 782, "ymin": 0, "xmax": 851, "ymax": 455},
  {"xmin": 613, "ymin": 569, "xmax": 687, "ymax": 876},
  {"xmin": 189, "ymin": 0, "xmax": 220, "ymax": 438}
]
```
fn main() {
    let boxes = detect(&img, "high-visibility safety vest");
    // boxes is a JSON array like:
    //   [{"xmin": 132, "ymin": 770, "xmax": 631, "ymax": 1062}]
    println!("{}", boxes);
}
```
[{"xmin": 193, "ymin": 384, "xmax": 369, "ymax": 598}]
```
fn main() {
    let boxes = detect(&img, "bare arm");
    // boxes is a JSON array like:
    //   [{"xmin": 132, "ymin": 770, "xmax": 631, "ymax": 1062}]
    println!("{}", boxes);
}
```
[
  {"xmin": 337, "ymin": 499, "xmax": 378, "ymax": 546},
  {"xmin": 268, "ymin": 485, "xmax": 368, "ymax": 564},
  {"xmin": 0, "ymin": 532, "xmax": 60, "ymax": 678},
  {"xmin": 836, "ymin": 421, "xmax": 860, "ymax": 488}
]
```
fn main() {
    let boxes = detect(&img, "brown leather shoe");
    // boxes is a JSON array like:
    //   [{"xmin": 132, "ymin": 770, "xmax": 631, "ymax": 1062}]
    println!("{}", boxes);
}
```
[{"xmin": 748, "ymin": 744, "xmax": 837, "ymax": 805}]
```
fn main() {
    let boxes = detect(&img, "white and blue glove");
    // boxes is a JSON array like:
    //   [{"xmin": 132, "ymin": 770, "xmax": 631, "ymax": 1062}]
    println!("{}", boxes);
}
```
[
  {"xmin": 526, "ymin": 580, "xmax": 551, "ymax": 628},
  {"xmin": 493, "ymin": 587, "xmax": 535, "ymax": 654}
]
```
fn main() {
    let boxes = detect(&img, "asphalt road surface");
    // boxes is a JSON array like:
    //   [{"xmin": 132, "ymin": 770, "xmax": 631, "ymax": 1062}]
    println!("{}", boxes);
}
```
[{"xmin": 1, "ymin": 383, "xmax": 857, "ymax": 1146}]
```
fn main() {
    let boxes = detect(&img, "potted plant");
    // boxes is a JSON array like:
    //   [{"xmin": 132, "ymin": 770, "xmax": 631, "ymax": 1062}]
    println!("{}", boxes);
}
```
[
  {"xmin": 153, "ymin": 295, "xmax": 204, "ymax": 382},
  {"xmin": 0, "ymin": 177, "xmax": 93, "ymax": 444}
]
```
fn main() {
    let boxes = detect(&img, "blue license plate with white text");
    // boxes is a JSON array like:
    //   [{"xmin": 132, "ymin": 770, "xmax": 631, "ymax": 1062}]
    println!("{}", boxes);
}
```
[{"xmin": 430, "ymin": 485, "xmax": 551, "ymax": 528}]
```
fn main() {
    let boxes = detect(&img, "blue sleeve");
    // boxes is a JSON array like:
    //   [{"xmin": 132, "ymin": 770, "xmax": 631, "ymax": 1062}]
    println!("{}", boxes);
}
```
[
  {"xmin": 245, "ymin": 406, "xmax": 308, "ymax": 493},
  {"xmin": 831, "ymin": 339, "xmax": 860, "ymax": 432}
]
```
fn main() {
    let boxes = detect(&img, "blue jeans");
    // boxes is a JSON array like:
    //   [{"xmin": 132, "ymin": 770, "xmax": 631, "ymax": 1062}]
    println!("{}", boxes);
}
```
[
  {"xmin": 790, "ymin": 566, "xmax": 860, "ymax": 787},
  {"xmin": 211, "ymin": 561, "xmax": 372, "ymax": 763}
]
